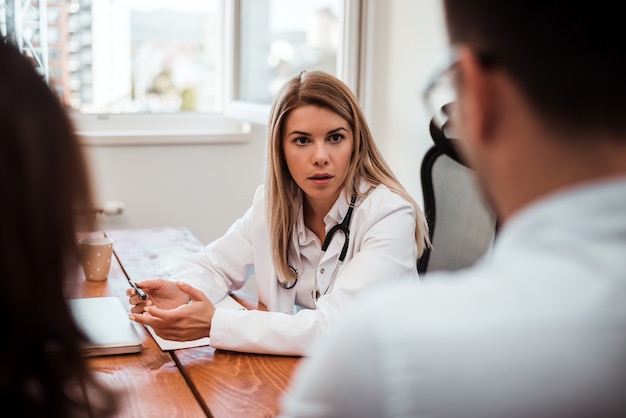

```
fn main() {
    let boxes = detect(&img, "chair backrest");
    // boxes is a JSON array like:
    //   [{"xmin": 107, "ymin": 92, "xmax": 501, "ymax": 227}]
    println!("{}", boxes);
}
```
[{"xmin": 417, "ymin": 114, "xmax": 498, "ymax": 275}]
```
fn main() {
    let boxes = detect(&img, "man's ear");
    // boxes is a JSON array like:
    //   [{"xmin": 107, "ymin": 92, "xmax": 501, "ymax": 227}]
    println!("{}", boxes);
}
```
[{"xmin": 456, "ymin": 48, "xmax": 497, "ymax": 144}]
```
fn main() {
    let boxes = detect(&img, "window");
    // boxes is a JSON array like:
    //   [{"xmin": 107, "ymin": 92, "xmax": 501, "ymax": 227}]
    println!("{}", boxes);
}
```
[
  {"xmin": 1, "ymin": 0, "xmax": 362, "ymax": 142},
  {"xmin": 239, "ymin": 0, "xmax": 342, "ymax": 104}
]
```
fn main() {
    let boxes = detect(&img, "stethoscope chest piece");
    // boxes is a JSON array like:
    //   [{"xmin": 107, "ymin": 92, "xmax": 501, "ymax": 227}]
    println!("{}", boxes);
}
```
[{"xmin": 278, "ymin": 265, "xmax": 299, "ymax": 289}]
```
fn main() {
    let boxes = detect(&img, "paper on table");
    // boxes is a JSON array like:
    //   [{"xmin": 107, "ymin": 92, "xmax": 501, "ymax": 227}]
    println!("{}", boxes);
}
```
[{"xmin": 146, "ymin": 295, "xmax": 246, "ymax": 351}]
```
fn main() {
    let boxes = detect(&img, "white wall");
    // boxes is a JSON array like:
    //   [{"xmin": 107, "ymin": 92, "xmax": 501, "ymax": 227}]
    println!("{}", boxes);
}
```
[
  {"xmin": 363, "ymin": 0, "xmax": 447, "ymax": 202},
  {"xmin": 84, "ymin": 123, "xmax": 267, "ymax": 244},
  {"xmin": 84, "ymin": 0, "xmax": 448, "ymax": 246}
]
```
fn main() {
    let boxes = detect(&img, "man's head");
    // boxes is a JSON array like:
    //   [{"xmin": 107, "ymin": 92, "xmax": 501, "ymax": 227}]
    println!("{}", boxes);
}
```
[
  {"xmin": 439, "ymin": 1, "xmax": 626, "ymax": 223},
  {"xmin": 442, "ymin": 1, "xmax": 626, "ymax": 137}
]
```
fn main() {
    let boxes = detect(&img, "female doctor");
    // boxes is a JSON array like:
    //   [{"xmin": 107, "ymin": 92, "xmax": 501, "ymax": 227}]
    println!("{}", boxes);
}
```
[{"xmin": 127, "ymin": 70, "xmax": 430, "ymax": 356}]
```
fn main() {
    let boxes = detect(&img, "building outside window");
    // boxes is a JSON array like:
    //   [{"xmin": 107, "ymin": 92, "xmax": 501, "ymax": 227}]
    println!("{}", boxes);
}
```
[{"xmin": 1, "ymin": 0, "xmax": 359, "ymax": 141}]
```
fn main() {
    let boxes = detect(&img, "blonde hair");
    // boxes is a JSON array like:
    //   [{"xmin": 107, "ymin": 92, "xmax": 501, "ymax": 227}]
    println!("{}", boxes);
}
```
[{"xmin": 266, "ymin": 71, "xmax": 429, "ymax": 283}]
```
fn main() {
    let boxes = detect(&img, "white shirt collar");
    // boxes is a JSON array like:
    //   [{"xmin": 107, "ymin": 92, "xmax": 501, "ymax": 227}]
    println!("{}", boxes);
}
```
[{"xmin": 294, "ymin": 188, "xmax": 354, "ymax": 246}]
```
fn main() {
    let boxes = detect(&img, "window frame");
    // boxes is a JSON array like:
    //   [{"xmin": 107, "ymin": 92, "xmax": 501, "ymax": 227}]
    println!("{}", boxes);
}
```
[{"xmin": 75, "ymin": 0, "xmax": 363, "ymax": 145}]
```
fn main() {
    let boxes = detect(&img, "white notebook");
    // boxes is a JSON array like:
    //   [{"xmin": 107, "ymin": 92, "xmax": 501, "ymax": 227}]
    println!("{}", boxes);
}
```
[
  {"xmin": 69, "ymin": 297, "xmax": 143, "ymax": 357},
  {"xmin": 147, "ymin": 295, "xmax": 246, "ymax": 351}
]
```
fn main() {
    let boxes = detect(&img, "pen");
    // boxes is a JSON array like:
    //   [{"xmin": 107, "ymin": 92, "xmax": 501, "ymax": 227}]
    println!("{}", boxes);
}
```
[{"xmin": 129, "ymin": 280, "xmax": 147, "ymax": 300}]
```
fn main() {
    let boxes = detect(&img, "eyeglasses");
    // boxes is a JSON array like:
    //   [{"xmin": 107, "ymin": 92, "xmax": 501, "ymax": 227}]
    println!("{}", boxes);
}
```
[{"xmin": 421, "ymin": 47, "xmax": 461, "ymax": 120}]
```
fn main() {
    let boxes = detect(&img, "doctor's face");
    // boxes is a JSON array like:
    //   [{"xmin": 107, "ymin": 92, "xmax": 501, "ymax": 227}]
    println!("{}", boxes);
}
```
[{"xmin": 282, "ymin": 105, "xmax": 354, "ymax": 211}]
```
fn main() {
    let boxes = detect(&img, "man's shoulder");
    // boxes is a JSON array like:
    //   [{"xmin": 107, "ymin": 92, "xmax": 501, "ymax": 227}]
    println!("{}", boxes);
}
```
[
  {"xmin": 355, "ymin": 269, "xmax": 529, "ymax": 337},
  {"xmin": 362, "ymin": 269, "xmax": 495, "ymax": 307}
]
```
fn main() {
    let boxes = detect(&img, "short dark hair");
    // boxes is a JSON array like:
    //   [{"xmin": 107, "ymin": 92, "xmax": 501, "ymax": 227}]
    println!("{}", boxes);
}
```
[{"xmin": 443, "ymin": 1, "xmax": 626, "ymax": 137}]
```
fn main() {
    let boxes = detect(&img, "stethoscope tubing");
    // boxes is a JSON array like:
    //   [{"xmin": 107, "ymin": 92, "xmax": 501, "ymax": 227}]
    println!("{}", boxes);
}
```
[
  {"xmin": 312, "ymin": 195, "xmax": 356, "ymax": 304},
  {"xmin": 277, "ymin": 195, "xmax": 357, "ymax": 298}
]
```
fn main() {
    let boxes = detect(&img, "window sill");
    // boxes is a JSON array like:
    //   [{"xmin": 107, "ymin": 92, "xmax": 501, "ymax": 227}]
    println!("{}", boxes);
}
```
[
  {"xmin": 73, "ymin": 113, "xmax": 252, "ymax": 146},
  {"xmin": 78, "ymin": 125, "xmax": 252, "ymax": 146}
]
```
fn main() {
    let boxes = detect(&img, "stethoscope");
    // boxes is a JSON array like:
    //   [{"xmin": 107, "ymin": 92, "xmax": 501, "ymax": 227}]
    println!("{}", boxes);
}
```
[{"xmin": 278, "ymin": 195, "xmax": 357, "ymax": 305}]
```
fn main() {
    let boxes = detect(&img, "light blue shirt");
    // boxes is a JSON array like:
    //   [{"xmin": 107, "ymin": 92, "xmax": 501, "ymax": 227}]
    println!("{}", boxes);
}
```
[{"xmin": 280, "ymin": 177, "xmax": 626, "ymax": 417}]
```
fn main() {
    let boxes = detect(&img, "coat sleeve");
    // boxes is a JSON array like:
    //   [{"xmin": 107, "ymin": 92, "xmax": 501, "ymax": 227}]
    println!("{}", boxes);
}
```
[{"xmin": 209, "ymin": 186, "xmax": 420, "ymax": 356}]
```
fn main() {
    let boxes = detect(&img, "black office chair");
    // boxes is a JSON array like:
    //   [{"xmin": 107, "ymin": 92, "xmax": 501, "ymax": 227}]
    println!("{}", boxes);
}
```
[{"xmin": 417, "ymin": 105, "xmax": 497, "ymax": 275}]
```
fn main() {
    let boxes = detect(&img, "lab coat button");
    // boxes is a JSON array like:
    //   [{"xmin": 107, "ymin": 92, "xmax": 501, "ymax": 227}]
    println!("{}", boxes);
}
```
[{"xmin": 320, "ymin": 267, "xmax": 325, "ymax": 274}]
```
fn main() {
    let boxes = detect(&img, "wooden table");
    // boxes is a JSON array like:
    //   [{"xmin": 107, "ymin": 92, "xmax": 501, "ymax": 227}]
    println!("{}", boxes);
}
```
[{"xmin": 71, "ymin": 227, "xmax": 301, "ymax": 417}]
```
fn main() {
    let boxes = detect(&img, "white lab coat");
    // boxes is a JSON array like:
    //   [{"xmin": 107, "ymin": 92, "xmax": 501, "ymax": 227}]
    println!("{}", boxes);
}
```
[{"xmin": 171, "ymin": 183, "xmax": 419, "ymax": 356}]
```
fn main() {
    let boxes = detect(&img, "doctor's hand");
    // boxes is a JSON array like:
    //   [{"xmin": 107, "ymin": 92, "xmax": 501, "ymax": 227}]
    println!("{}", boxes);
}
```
[
  {"xmin": 129, "ymin": 281, "xmax": 217, "ymax": 341},
  {"xmin": 125, "ymin": 278, "xmax": 189, "ymax": 314}
]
